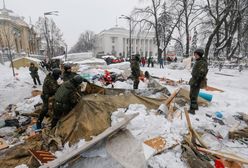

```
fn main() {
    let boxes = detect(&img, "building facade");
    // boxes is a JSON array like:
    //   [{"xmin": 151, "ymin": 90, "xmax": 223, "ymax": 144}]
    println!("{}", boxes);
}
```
[
  {"xmin": 95, "ymin": 27, "xmax": 157, "ymax": 59},
  {"xmin": 0, "ymin": 4, "xmax": 40, "ymax": 55}
]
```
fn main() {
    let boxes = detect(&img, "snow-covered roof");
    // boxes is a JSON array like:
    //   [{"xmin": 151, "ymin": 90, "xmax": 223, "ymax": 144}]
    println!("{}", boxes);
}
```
[
  {"xmin": 53, "ymin": 52, "xmax": 94, "ymax": 62},
  {"xmin": 74, "ymin": 58, "xmax": 106, "ymax": 65},
  {"xmin": 102, "ymin": 55, "xmax": 117, "ymax": 59},
  {"xmin": 12, "ymin": 56, "xmax": 41, "ymax": 63},
  {"xmin": 0, "ymin": 7, "xmax": 29, "ymax": 27}
]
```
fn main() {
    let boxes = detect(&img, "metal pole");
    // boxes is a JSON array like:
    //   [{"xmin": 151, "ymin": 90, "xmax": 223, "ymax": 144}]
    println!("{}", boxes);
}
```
[
  {"xmin": 129, "ymin": 18, "xmax": 132, "ymax": 60},
  {"xmin": 65, "ymin": 44, "xmax": 67, "ymax": 61},
  {"xmin": 44, "ymin": 15, "xmax": 51, "ymax": 61}
]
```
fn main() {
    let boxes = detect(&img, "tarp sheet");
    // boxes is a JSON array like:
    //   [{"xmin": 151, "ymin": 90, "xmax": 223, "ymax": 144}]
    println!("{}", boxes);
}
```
[{"xmin": 55, "ymin": 92, "xmax": 167, "ymax": 145}]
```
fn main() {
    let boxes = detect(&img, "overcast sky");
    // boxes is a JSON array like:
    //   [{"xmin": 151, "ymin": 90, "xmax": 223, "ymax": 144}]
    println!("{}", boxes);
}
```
[{"xmin": 4, "ymin": 0, "xmax": 141, "ymax": 48}]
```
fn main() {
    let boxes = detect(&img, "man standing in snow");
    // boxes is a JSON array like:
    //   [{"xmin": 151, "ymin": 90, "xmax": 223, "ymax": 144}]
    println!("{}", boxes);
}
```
[
  {"xmin": 62, "ymin": 64, "xmax": 77, "ymax": 82},
  {"xmin": 36, "ymin": 68, "xmax": 61, "ymax": 129},
  {"xmin": 29, "ymin": 62, "xmax": 41, "ymax": 86},
  {"xmin": 131, "ymin": 54, "xmax": 141, "ymax": 89},
  {"xmin": 51, "ymin": 75, "xmax": 84, "ymax": 128},
  {"xmin": 189, "ymin": 48, "xmax": 208, "ymax": 114}
]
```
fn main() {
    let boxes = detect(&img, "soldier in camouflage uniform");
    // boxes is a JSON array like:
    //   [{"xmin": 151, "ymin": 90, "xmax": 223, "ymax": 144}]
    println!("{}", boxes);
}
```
[
  {"xmin": 62, "ymin": 64, "xmax": 77, "ymax": 81},
  {"xmin": 131, "ymin": 54, "xmax": 141, "ymax": 89},
  {"xmin": 29, "ymin": 62, "xmax": 41, "ymax": 86},
  {"xmin": 36, "ymin": 68, "xmax": 61, "ymax": 129},
  {"xmin": 51, "ymin": 75, "xmax": 84, "ymax": 128},
  {"xmin": 189, "ymin": 48, "xmax": 208, "ymax": 114}
]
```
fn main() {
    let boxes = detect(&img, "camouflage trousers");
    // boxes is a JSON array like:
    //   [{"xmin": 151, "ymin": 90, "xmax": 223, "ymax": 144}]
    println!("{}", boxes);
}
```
[
  {"xmin": 51, "ymin": 101, "xmax": 71, "ymax": 128},
  {"xmin": 37, "ymin": 95, "xmax": 49, "ymax": 125},
  {"xmin": 189, "ymin": 85, "xmax": 200, "ymax": 110},
  {"xmin": 133, "ymin": 77, "xmax": 140, "ymax": 89}
]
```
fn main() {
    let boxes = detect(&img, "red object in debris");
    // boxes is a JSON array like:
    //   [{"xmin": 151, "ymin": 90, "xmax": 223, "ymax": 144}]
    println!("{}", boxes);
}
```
[
  {"xmin": 215, "ymin": 159, "xmax": 225, "ymax": 168},
  {"xmin": 103, "ymin": 70, "xmax": 112, "ymax": 84}
]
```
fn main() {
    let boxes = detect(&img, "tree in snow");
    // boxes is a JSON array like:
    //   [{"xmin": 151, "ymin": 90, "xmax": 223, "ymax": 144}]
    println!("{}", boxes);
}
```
[
  {"xmin": 189, "ymin": 27, "xmax": 198, "ymax": 56},
  {"xmin": 174, "ymin": 38, "xmax": 184, "ymax": 58},
  {"xmin": 176, "ymin": 0, "xmax": 205, "ymax": 58},
  {"xmin": 203, "ymin": 0, "xmax": 248, "ymax": 60},
  {"xmin": 157, "ymin": 1, "xmax": 184, "ymax": 59},
  {"xmin": 0, "ymin": 25, "xmax": 15, "ymax": 76},
  {"xmin": 69, "ymin": 30, "xmax": 96, "ymax": 53},
  {"xmin": 132, "ymin": 0, "xmax": 164, "ymax": 61},
  {"xmin": 35, "ymin": 17, "xmax": 65, "ymax": 59}
]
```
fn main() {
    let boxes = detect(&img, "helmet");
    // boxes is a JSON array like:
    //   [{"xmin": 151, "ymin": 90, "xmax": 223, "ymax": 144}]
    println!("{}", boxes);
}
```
[
  {"xmin": 144, "ymin": 71, "xmax": 150, "ymax": 78},
  {"xmin": 64, "ymin": 64, "xmax": 71, "ymax": 71},
  {"xmin": 135, "ymin": 54, "xmax": 140, "ymax": 62},
  {"xmin": 71, "ymin": 75, "xmax": 83, "ymax": 86},
  {"xmin": 52, "ymin": 68, "xmax": 61, "ymax": 80},
  {"xmin": 30, "ymin": 62, "xmax": 34, "ymax": 66},
  {"xmin": 194, "ymin": 48, "xmax": 204, "ymax": 57}
]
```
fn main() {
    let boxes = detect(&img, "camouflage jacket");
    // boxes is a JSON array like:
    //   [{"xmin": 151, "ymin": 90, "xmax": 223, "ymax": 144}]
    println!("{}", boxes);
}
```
[
  {"xmin": 42, "ymin": 73, "xmax": 59, "ymax": 96},
  {"xmin": 131, "ymin": 59, "xmax": 140, "ymax": 77},
  {"xmin": 54, "ymin": 81, "xmax": 81, "ymax": 109},
  {"xmin": 29, "ymin": 66, "xmax": 38, "ymax": 77},
  {"xmin": 62, "ymin": 71, "xmax": 77, "ymax": 81},
  {"xmin": 189, "ymin": 57, "xmax": 208, "ymax": 86}
]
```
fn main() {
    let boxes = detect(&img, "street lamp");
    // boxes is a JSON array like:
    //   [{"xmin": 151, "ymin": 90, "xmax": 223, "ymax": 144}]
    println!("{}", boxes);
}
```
[
  {"xmin": 119, "ymin": 15, "xmax": 132, "ymax": 60},
  {"xmin": 44, "ymin": 11, "xmax": 58, "ymax": 61}
]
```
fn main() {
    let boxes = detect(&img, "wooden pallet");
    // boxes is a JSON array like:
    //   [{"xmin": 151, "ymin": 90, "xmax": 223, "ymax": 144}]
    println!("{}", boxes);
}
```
[{"xmin": 29, "ymin": 149, "xmax": 56, "ymax": 165}]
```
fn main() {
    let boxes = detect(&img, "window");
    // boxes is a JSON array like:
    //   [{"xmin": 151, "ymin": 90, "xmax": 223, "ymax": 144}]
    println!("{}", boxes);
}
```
[{"xmin": 111, "ymin": 37, "xmax": 115, "ymax": 43}]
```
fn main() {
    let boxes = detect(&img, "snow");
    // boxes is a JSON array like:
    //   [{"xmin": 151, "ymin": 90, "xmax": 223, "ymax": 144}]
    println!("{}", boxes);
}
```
[
  {"xmin": 1, "ymin": 60, "xmax": 248, "ymax": 167},
  {"xmin": 0, "ymin": 63, "xmax": 45, "ymax": 114}
]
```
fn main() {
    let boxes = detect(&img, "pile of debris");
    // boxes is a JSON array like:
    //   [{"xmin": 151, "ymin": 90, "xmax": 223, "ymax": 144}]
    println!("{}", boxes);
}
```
[{"xmin": 0, "ymin": 79, "xmax": 247, "ymax": 168}]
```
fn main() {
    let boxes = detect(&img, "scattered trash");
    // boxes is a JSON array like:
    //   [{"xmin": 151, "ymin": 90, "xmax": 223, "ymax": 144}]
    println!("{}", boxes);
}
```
[{"xmin": 213, "ymin": 118, "xmax": 225, "ymax": 125}]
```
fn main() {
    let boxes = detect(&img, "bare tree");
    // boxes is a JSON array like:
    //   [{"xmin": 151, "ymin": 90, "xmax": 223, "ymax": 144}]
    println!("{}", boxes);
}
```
[
  {"xmin": 176, "ymin": 0, "xmax": 205, "ymax": 57},
  {"xmin": 204, "ymin": 0, "xmax": 248, "ymax": 60},
  {"xmin": 133, "ymin": 0, "xmax": 163, "ymax": 61},
  {"xmin": 69, "ymin": 30, "xmax": 96, "ymax": 53},
  {"xmin": 158, "ymin": 2, "xmax": 184, "ymax": 58},
  {"xmin": 35, "ymin": 17, "xmax": 64, "ymax": 57},
  {"xmin": 0, "ymin": 24, "xmax": 15, "ymax": 76}
]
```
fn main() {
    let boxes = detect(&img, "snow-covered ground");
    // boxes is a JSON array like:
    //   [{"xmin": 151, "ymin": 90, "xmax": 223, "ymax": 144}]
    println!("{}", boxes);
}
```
[
  {"xmin": 0, "ymin": 61, "xmax": 248, "ymax": 168},
  {"xmin": 0, "ymin": 63, "xmax": 45, "ymax": 114}
]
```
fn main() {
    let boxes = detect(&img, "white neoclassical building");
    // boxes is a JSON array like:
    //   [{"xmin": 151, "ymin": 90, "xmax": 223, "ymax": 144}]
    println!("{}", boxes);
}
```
[{"xmin": 95, "ymin": 27, "xmax": 157, "ymax": 58}]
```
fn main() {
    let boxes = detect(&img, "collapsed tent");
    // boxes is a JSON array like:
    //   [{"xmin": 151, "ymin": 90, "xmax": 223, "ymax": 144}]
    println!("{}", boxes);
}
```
[{"xmin": 53, "ymin": 84, "xmax": 208, "ymax": 145}]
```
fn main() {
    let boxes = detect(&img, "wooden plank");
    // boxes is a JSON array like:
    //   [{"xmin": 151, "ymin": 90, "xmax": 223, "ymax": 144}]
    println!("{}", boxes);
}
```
[
  {"xmin": 184, "ymin": 108, "xmax": 208, "ymax": 148},
  {"xmin": 204, "ymin": 86, "xmax": 224, "ymax": 92},
  {"xmin": 40, "ymin": 113, "xmax": 139, "ymax": 168},
  {"xmin": 164, "ymin": 88, "xmax": 181, "ymax": 106},
  {"xmin": 214, "ymin": 72, "xmax": 235, "ymax": 77},
  {"xmin": 144, "ymin": 136, "xmax": 166, "ymax": 153},
  {"xmin": 0, "ymin": 138, "xmax": 9, "ymax": 151},
  {"xmin": 197, "ymin": 147, "xmax": 248, "ymax": 165}
]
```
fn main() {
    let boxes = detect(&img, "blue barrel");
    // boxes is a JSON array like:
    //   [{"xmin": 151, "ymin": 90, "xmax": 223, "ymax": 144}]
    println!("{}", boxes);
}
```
[{"xmin": 198, "ymin": 92, "xmax": 213, "ymax": 102}]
